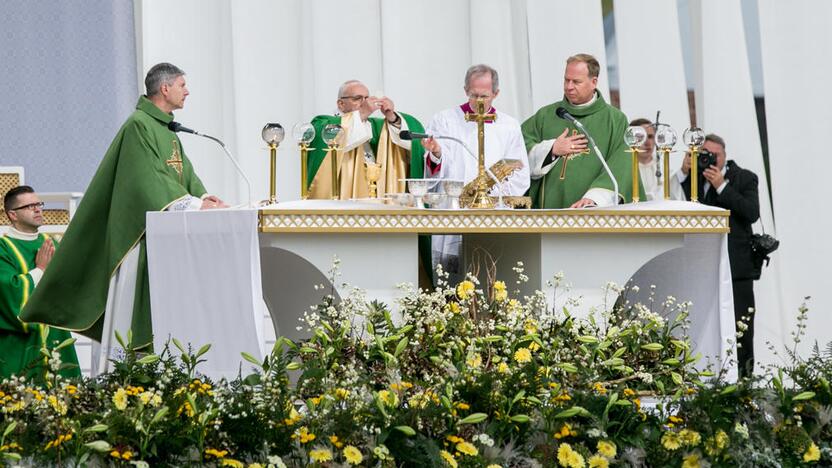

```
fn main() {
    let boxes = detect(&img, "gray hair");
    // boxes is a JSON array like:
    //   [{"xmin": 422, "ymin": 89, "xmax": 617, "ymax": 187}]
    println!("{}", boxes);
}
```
[
  {"xmin": 145, "ymin": 62, "xmax": 185, "ymax": 97},
  {"xmin": 337, "ymin": 80, "xmax": 364, "ymax": 100},
  {"xmin": 464, "ymin": 64, "xmax": 499, "ymax": 93}
]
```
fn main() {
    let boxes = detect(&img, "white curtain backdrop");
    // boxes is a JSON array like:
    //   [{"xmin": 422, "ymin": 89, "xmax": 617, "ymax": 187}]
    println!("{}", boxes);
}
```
[
  {"xmin": 133, "ymin": 0, "xmax": 827, "ymax": 364},
  {"xmin": 758, "ymin": 0, "xmax": 832, "ymax": 357}
]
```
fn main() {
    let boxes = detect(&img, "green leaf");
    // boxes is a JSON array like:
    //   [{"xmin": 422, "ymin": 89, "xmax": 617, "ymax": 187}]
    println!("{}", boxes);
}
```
[
  {"xmin": 172, "ymin": 337, "xmax": 186, "ymax": 353},
  {"xmin": 394, "ymin": 425, "xmax": 416, "ymax": 436},
  {"xmin": 612, "ymin": 347, "xmax": 627, "ymax": 358},
  {"xmin": 300, "ymin": 347, "xmax": 318, "ymax": 354},
  {"xmin": 512, "ymin": 390, "xmax": 526, "ymax": 404},
  {"xmin": 510, "ymin": 414, "xmax": 531, "ymax": 423},
  {"xmin": 641, "ymin": 343, "xmax": 664, "ymax": 351},
  {"xmin": 136, "ymin": 354, "xmax": 160, "ymax": 365},
  {"xmin": 558, "ymin": 363, "xmax": 578, "ymax": 373},
  {"xmin": 458, "ymin": 413, "xmax": 488, "ymax": 424},
  {"xmin": 719, "ymin": 385, "xmax": 738, "ymax": 395},
  {"xmin": 241, "ymin": 352, "xmax": 261, "ymax": 366},
  {"xmin": 483, "ymin": 335, "xmax": 504, "ymax": 343},
  {"xmin": 661, "ymin": 358, "xmax": 681, "ymax": 366},
  {"xmin": 286, "ymin": 361, "xmax": 302, "ymax": 371},
  {"xmin": 526, "ymin": 396, "xmax": 543, "ymax": 405},
  {"xmin": 394, "ymin": 338, "xmax": 409, "ymax": 357},
  {"xmin": 793, "ymin": 391, "xmax": 816, "ymax": 401},
  {"xmin": 3, "ymin": 421, "xmax": 17, "ymax": 437},
  {"xmin": 670, "ymin": 340, "xmax": 689, "ymax": 351},
  {"xmin": 656, "ymin": 380, "xmax": 666, "ymax": 393},
  {"xmin": 114, "ymin": 331, "xmax": 127, "ymax": 349},
  {"xmin": 577, "ymin": 335, "xmax": 599, "ymax": 344},
  {"xmin": 83, "ymin": 424, "xmax": 108, "ymax": 433},
  {"xmin": 84, "ymin": 440, "xmax": 112, "ymax": 452},
  {"xmin": 195, "ymin": 344, "xmax": 212, "ymax": 359},
  {"xmin": 150, "ymin": 407, "xmax": 169, "ymax": 425},
  {"xmin": 554, "ymin": 407, "xmax": 584, "ymax": 419},
  {"xmin": 54, "ymin": 337, "xmax": 77, "ymax": 351},
  {"xmin": 671, "ymin": 372, "xmax": 684, "ymax": 385}
]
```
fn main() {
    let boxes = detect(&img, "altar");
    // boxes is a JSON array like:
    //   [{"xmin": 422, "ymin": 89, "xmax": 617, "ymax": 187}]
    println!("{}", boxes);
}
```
[{"xmin": 146, "ymin": 199, "xmax": 734, "ymax": 380}]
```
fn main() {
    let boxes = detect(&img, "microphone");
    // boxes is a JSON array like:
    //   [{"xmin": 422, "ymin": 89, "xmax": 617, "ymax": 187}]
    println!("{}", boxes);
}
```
[
  {"xmin": 553, "ymin": 107, "xmax": 621, "ymax": 206},
  {"xmin": 399, "ymin": 130, "xmax": 432, "ymax": 140},
  {"xmin": 168, "ymin": 121, "xmax": 254, "ymax": 207}
]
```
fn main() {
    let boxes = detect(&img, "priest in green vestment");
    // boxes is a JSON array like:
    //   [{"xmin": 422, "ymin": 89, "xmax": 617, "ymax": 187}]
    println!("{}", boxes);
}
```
[
  {"xmin": 306, "ymin": 80, "xmax": 426, "ymax": 199},
  {"xmin": 1, "ymin": 186, "xmax": 79, "ymax": 379},
  {"xmin": 521, "ymin": 53, "xmax": 644, "ymax": 208},
  {"xmin": 20, "ymin": 63, "xmax": 227, "ymax": 361}
]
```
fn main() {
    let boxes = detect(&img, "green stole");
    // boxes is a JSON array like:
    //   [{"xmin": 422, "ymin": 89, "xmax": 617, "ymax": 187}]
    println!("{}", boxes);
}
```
[
  {"xmin": 0, "ymin": 233, "xmax": 80, "ymax": 379},
  {"xmin": 20, "ymin": 96, "xmax": 207, "ymax": 350},
  {"xmin": 306, "ymin": 112, "xmax": 426, "ymax": 199},
  {"xmin": 521, "ymin": 92, "xmax": 645, "ymax": 208}
]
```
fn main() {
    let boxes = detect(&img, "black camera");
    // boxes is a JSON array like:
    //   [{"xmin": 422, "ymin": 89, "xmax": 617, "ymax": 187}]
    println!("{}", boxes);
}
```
[{"xmin": 697, "ymin": 150, "xmax": 717, "ymax": 170}]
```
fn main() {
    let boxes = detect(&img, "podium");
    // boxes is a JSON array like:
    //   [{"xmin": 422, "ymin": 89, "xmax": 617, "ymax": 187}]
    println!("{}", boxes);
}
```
[{"xmin": 147, "ymin": 200, "xmax": 735, "ymax": 380}]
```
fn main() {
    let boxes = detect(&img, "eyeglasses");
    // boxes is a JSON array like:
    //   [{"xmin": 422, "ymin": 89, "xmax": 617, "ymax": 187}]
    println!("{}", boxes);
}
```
[
  {"xmin": 9, "ymin": 202, "xmax": 45, "ymax": 211},
  {"xmin": 338, "ymin": 95, "xmax": 369, "ymax": 102}
]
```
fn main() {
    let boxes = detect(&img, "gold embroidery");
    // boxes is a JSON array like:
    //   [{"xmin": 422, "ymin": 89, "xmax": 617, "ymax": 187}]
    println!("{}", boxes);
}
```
[
  {"xmin": 166, "ymin": 140, "xmax": 184, "ymax": 183},
  {"xmin": 559, "ymin": 129, "xmax": 591, "ymax": 180}
]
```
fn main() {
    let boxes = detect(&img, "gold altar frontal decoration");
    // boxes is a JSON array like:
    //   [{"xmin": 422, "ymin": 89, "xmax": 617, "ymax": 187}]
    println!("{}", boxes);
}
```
[{"xmin": 259, "ymin": 207, "xmax": 730, "ymax": 234}]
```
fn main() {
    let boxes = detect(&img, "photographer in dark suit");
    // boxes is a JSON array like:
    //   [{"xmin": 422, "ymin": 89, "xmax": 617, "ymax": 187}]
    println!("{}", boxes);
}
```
[{"xmin": 674, "ymin": 133, "xmax": 760, "ymax": 378}]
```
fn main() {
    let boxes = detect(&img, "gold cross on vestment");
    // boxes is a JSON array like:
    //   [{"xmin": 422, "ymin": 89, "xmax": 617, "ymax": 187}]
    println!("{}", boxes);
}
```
[
  {"xmin": 559, "ymin": 129, "xmax": 591, "ymax": 180},
  {"xmin": 166, "ymin": 140, "xmax": 184, "ymax": 184},
  {"xmin": 464, "ymin": 98, "xmax": 497, "ymax": 208}
]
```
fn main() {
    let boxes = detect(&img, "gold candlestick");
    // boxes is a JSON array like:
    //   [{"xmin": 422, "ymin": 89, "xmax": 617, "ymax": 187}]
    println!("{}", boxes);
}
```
[
  {"xmin": 464, "ymin": 98, "xmax": 496, "ymax": 209},
  {"xmin": 662, "ymin": 147, "xmax": 671, "ymax": 200},
  {"xmin": 628, "ymin": 146, "xmax": 641, "ymax": 202},
  {"xmin": 328, "ymin": 143, "xmax": 340, "ymax": 200},
  {"xmin": 690, "ymin": 145, "xmax": 700, "ymax": 202},
  {"xmin": 268, "ymin": 143, "xmax": 278, "ymax": 204},
  {"xmin": 365, "ymin": 162, "xmax": 381, "ymax": 198},
  {"xmin": 299, "ymin": 142, "xmax": 310, "ymax": 199}
]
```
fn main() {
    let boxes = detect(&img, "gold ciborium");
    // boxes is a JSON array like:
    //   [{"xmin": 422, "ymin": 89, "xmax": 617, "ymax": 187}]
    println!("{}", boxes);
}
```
[
  {"xmin": 365, "ymin": 162, "xmax": 382, "ymax": 198},
  {"xmin": 261, "ymin": 123, "xmax": 285, "ymax": 205},
  {"xmin": 292, "ymin": 122, "xmax": 316, "ymax": 199},
  {"xmin": 683, "ymin": 127, "xmax": 706, "ymax": 202},
  {"xmin": 624, "ymin": 125, "xmax": 648, "ymax": 203},
  {"xmin": 655, "ymin": 125, "xmax": 678, "ymax": 200}
]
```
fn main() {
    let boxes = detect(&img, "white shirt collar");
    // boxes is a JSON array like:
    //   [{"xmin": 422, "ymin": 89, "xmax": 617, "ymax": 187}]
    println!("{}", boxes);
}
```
[
  {"xmin": 571, "ymin": 93, "xmax": 598, "ymax": 108},
  {"xmin": 6, "ymin": 227, "xmax": 39, "ymax": 241}
]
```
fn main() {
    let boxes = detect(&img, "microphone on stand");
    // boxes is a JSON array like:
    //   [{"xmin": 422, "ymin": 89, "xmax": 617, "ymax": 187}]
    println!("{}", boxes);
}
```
[
  {"xmin": 555, "ymin": 107, "xmax": 621, "ymax": 205},
  {"xmin": 168, "ymin": 121, "xmax": 253, "ymax": 207},
  {"xmin": 400, "ymin": 130, "xmax": 510, "ymax": 208}
]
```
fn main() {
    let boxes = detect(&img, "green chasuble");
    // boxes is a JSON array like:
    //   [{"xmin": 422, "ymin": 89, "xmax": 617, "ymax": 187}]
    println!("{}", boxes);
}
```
[
  {"xmin": 20, "ymin": 96, "xmax": 207, "ymax": 350},
  {"xmin": 521, "ymin": 91, "xmax": 645, "ymax": 208},
  {"xmin": 0, "ymin": 234, "xmax": 80, "ymax": 379},
  {"xmin": 306, "ymin": 113, "xmax": 426, "ymax": 198}
]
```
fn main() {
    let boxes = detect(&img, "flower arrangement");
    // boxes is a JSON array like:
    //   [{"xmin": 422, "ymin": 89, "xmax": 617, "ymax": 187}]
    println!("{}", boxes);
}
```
[{"xmin": 0, "ymin": 267, "xmax": 829, "ymax": 467}]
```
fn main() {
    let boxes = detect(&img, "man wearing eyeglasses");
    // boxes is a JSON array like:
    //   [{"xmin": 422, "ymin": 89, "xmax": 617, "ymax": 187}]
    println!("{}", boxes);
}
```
[
  {"xmin": 0, "ymin": 185, "xmax": 79, "ymax": 379},
  {"xmin": 306, "ymin": 80, "xmax": 426, "ymax": 199}
]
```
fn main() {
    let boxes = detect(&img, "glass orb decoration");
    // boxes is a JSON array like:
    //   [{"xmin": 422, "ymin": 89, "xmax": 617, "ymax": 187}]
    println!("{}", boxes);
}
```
[
  {"xmin": 624, "ymin": 125, "xmax": 648, "ymax": 147},
  {"xmin": 655, "ymin": 125, "xmax": 678, "ymax": 150},
  {"xmin": 322, "ymin": 124, "xmax": 342, "ymax": 146},
  {"xmin": 261, "ymin": 123, "xmax": 285, "ymax": 146},
  {"xmin": 292, "ymin": 122, "xmax": 315, "ymax": 145},
  {"xmin": 683, "ymin": 127, "xmax": 705, "ymax": 147}
]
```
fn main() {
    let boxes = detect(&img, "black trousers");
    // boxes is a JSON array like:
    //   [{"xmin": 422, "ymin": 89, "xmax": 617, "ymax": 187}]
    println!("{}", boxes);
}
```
[{"xmin": 733, "ymin": 279, "xmax": 756, "ymax": 378}]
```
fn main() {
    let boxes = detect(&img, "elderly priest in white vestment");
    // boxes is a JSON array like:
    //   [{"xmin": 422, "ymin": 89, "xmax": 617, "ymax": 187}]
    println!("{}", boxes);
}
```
[{"xmin": 420, "ymin": 64, "xmax": 530, "ymax": 277}]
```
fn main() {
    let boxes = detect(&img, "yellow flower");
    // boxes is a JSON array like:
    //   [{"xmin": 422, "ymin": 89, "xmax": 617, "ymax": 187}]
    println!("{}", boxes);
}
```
[
  {"xmin": 47, "ymin": 395, "xmax": 68, "ymax": 415},
  {"xmin": 681, "ymin": 453, "xmax": 701, "ymax": 468},
  {"xmin": 456, "ymin": 441, "xmax": 478, "ymax": 456},
  {"xmin": 439, "ymin": 449, "xmax": 458, "ymax": 468},
  {"xmin": 661, "ymin": 431, "xmax": 681, "ymax": 451},
  {"xmin": 329, "ymin": 435, "xmax": 343, "ymax": 448},
  {"xmin": 596, "ymin": 440, "xmax": 616, "ymax": 458},
  {"xmin": 112, "ymin": 388, "xmax": 128, "ymax": 411},
  {"xmin": 466, "ymin": 353, "xmax": 482, "ymax": 369},
  {"xmin": 668, "ymin": 415, "xmax": 684, "ymax": 424},
  {"xmin": 139, "ymin": 391, "xmax": 153, "ymax": 405},
  {"xmin": 343, "ymin": 445, "xmax": 363, "ymax": 465},
  {"xmin": 454, "ymin": 401, "xmax": 470, "ymax": 411},
  {"xmin": 64, "ymin": 385, "xmax": 78, "ymax": 395},
  {"xmin": 493, "ymin": 280, "xmax": 508, "ymax": 302},
  {"xmin": 378, "ymin": 390, "xmax": 399, "ymax": 408},
  {"xmin": 221, "ymin": 458, "xmax": 244, "ymax": 467},
  {"xmin": 206, "ymin": 448, "xmax": 229, "ymax": 458},
  {"xmin": 588, "ymin": 455, "xmax": 609, "ymax": 468},
  {"xmin": 121, "ymin": 450, "xmax": 133, "ymax": 460},
  {"xmin": 293, "ymin": 426, "xmax": 316, "ymax": 444},
  {"xmin": 456, "ymin": 281, "xmax": 475, "ymax": 300},
  {"xmin": 524, "ymin": 319, "xmax": 538, "ymax": 334},
  {"xmin": 679, "ymin": 429, "xmax": 701, "ymax": 447},
  {"xmin": 447, "ymin": 302, "xmax": 461, "ymax": 314},
  {"xmin": 309, "ymin": 447, "xmax": 333, "ymax": 462},
  {"xmin": 622, "ymin": 388, "xmax": 636, "ymax": 398},
  {"xmin": 514, "ymin": 347, "xmax": 532, "ymax": 363},
  {"xmin": 284, "ymin": 407, "xmax": 302, "ymax": 425},
  {"xmin": 804, "ymin": 442, "xmax": 820, "ymax": 462},
  {"xmin": 110, "ymin": 450, "xmax": 121, "ymax": 458},
  {"xmin": 592, "ymin": 382, "xmax": 607, "ymax": 395},
  {"xmin": 248, "ymin": 464, "xmax": 264, "ymax": 468},
  {"xmin": 704, "ymin": 429, "xmax": 729, "ymax": 456},
  {"xmin": 150, "ymin": 393, "xmax": 162, "ymax": 407},
  {"xmin": 554, "ymin": 423, "xmax": 577, "ymax": 439},
  {"xmin": 497, "ymin": 362, "xmax": 510, "ymax": 374},
  {"xmin": 487, "ymin": 465, "xmax": 502, "ymax": 468},
  {"xmin": 446, "ymin": 435, "xmax": 463, "ymax": 444},
  {"xmin": 178, "ymin": 401, "xmax": 195, "ymax": 418},
  {"xmin": 507, "ymin": 299, "xmax": 522, "ymax": 312},
  {"xmin": 557, "ymin": 443, "xmax": 585, "ymax": 468}
]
